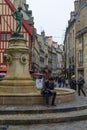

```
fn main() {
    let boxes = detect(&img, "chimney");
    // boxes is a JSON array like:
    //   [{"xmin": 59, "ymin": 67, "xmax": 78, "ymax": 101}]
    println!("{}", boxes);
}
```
[{"xmin": 41, "ymin": 31, "xmax": 45, "ymax": 37}]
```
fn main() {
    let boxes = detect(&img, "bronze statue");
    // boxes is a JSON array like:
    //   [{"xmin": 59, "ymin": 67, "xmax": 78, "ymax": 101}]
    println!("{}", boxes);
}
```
[{"xmin": 12, "ymin": 6, "xmax": 23, "ymax": 37}]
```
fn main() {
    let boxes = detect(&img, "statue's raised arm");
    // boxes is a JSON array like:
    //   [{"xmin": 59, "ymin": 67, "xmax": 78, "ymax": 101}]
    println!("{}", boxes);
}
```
[{"xmin": 12, "ymin": 6, "xmax": 23, "ymax": 37}]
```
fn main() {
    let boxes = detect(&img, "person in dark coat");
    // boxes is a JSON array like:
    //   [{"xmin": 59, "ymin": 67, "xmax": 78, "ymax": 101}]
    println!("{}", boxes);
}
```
[
  {"xmin": 58, "ymin": 76, "xmax": 61, "ymax": 88},
  {"xmin": 77, "ymin": 74, "xmax": 86, "ymax": 96},
  {"xmin": 41, "ymin": 77, "xmax": 56, "ymax": 107},
  {"xmin": 61, "ymin": 77, "xmax": 65, "ymax": 88},
  {"xmin": 70, "ymin": 75, "xmax": 76, "ymax": 90}
]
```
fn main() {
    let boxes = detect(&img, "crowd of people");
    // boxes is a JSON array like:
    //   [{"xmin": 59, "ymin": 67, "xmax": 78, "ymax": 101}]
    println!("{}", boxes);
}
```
[
  {"xmin": 70, "ymin": 74, "xmax": 86, "ymax": 96},
  {"xmin": 55, "ymin": 74, "xmax": 86, "ymax": 96}
]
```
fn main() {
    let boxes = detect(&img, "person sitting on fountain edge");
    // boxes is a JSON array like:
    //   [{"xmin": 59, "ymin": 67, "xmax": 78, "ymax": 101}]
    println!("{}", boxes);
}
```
[{"xmin": 41, "ymin": 77, "xmax": 56, "ymax": 107}]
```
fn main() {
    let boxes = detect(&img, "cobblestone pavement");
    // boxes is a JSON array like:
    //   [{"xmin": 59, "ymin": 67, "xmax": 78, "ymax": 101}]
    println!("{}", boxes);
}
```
[{"xmin": 4, "ymin": 120, "xmax": 87, "ymax": 130}]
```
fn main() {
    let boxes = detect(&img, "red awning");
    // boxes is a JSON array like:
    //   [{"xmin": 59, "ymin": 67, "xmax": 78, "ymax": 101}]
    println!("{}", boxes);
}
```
[{"xmin": 0, "ymin": 67, "xmax": 7, "ymax": 71}]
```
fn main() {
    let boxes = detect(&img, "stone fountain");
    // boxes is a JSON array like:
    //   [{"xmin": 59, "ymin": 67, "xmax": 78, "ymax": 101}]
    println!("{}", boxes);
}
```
[
  {"xmin": 0, "ymin": 6, "xmax": 76, "ymax": 105},
  {"xmin": 0, "ymin": 36, "xmax": 76, "ymax": 105}
]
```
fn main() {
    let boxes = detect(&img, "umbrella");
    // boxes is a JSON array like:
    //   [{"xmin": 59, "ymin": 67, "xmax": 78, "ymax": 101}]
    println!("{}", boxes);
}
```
[{"xmin": 0, "ymin": 67, "xmax": 7, "ymax": 71}]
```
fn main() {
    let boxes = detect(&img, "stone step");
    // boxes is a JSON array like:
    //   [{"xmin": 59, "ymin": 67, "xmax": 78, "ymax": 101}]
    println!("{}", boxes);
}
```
[
  {"xmin": 0, "ymin": 96, "xmax": 86, "ymax": 125},
  {"xmin": 0, "ymin": 104, "xmax": 87, "ymax": 115},
  {"xmin": 0, "ymin": 109, "xmax": 87, "ymax": 125},
  {"xmin": 0, "ymin": 96, "xmax": 87, "ymax": 114}
]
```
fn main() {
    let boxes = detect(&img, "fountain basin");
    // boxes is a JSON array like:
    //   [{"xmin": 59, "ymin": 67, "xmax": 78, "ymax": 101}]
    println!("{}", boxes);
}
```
[{"xmin": 0, "ymin": 88, "xmax": 76, "ymax": 105}]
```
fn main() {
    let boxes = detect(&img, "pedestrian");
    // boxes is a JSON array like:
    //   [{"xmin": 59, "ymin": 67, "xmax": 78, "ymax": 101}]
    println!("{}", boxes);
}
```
[
  {"xmin": 65, "ymin": 78, "xmax": 69, "ymax": 87},
  {"xmin": 58, "ymin": 76, "xmax": 61, "ymax": 88},
  {"xmin": 77, "ymin": 74, "xmax": 86, "ymax": 96},
  {"xmin": 41, "ymin": 77, "xmax": 56, "ymax": 107},
  {"xmin": 61, "ymin": 77, "xmax": 65, "ymax": 87},
  {"xmin": 70, "ymin": 75, "xmax": 76, "ymax": 90}
]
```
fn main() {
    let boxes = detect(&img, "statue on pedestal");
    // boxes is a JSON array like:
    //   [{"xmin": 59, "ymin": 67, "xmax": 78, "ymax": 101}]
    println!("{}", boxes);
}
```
[{"xmin": 12, "ymin": 6, "xmax": 23, "ymax": 38}]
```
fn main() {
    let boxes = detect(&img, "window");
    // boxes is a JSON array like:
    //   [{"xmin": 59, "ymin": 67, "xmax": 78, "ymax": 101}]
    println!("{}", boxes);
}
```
[
  {"xmin": 78, "ymin": 50, "xmax": 83, "ymax": 66},
  {"xmin": 79, "ymin": 35, "xmax": 84, "ymax": 44},
  {"xmin": 73, "ymin": 30, "xmax": 74, "ymax": 39},
  {"xmin": 1, "ymin": 33, "xmax": 11, "ymax": 41},
  {"xmin": 0, "ymin": 16, "xmax": 1, "ymax": 24},
  {"xmin": 72, "ymin": 56, "xmax": 74, "ymax": 63},
  {"xmin": 69, "ymin": 57, "xmax": 71, "ymax": 64},
  {"xmin": 7, "ymin": 34, "xmax": 11, "ymax": 40},
  {"xmin": 40, "ymin": 56, "xmax": 44, "ymax": 62}
]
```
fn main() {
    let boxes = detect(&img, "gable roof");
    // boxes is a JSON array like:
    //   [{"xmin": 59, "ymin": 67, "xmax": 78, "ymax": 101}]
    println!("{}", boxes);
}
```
[{"xmin": 4, "ymin": 0, "xmax": 32, "ymax": 35}]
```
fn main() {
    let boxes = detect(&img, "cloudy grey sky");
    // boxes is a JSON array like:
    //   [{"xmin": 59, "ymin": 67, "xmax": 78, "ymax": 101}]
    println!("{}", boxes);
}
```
[{"xmin": 26, "ymin": 0, "xmax": 74, "ymax": 44}]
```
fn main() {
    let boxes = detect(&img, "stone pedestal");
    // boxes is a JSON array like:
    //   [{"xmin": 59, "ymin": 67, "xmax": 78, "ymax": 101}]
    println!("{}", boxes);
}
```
[{"xmin": 0, "ymin": 37, "xmax": 38, "ymax": 94}]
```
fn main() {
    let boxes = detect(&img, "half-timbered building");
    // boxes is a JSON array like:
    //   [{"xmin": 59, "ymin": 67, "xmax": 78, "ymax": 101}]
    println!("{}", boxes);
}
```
[{"xmin": 0, "ymin": 0, "xmax": 32, "ymax": 72}]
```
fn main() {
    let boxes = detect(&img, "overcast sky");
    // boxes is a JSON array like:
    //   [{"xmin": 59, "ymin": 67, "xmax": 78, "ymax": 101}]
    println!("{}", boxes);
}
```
[{"xmin": 26, "ymin": 0, "xmax": 74, "ymax": 44}]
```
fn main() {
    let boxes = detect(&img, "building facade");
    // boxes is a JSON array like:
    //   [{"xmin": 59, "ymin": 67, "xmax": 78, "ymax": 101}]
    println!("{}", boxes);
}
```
[
  {"xmin": 0, "ymin": 0, "xmax": 32, "ymax": 72},
  {"xmin": 64, "ymin": 0, "xmax": 87, "ymax": 85},
  {"xmin": 64, "ymin": 12, "xmax": 76, "ymax": 79}
]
